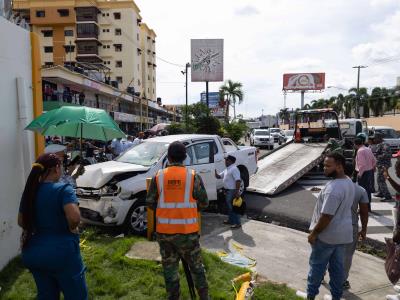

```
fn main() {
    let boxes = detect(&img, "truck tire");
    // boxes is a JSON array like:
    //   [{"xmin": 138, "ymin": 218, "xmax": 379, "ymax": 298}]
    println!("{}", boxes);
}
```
[{"xmin": 123, "ymin": 198, "xmax": 147, "ymax": 236}]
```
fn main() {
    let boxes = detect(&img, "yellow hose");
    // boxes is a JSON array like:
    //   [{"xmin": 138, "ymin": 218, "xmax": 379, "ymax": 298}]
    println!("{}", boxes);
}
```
[{"xmin": 235, "ymin": 281, "xmax": 251, "ymax": 300}]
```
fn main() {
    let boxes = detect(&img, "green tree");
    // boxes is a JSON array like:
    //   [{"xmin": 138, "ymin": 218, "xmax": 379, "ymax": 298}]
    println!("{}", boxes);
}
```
[
  {"xmin": 222, "ymin": 120, "xmax": 248, "ymax": 143},
  {"xmin": 219, "ymin": 80, "xmax": 244, "ymax": 123},
  {"xmin": 278, "ymin": 108, "xmax": 290, "ymax": 125}
]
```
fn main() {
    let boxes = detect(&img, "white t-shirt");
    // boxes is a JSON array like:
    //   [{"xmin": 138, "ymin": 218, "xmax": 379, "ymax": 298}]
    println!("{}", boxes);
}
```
[
  {"xmin": 310, "ymin": 177, "xmax": 355, "ymax": 245},
  {"xmin": 219, "ymin": 165, "xmax": 241, "ymax": 190}
]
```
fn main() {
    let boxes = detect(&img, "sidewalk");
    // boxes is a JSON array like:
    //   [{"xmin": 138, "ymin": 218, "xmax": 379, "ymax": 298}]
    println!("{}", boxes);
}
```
[{"xmin": 200, "ymin": 213, "xmax": 393, "ymax": 300}]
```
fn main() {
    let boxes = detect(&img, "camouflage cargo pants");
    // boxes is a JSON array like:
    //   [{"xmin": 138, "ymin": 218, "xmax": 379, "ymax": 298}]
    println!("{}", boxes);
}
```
[
  {"xmin": 157, "ymin": 233, "xmax": 209, "ymax": 300},
  {"xmin": 377, "ymin": 166, "xmax": 392, "ymax": 199}
]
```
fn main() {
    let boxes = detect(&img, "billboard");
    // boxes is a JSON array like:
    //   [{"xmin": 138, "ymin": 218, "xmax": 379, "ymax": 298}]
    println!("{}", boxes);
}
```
[
  {"xmin": 191, "ymin": 39, "xmax": 224, "ymax": 82},
  {"xmin": 200, "ymin": 92, "xmax": 225, "ymax": 117},
  {"xmin": 283, "ymin": 73, "xmax": 325, "ymax": 91}
]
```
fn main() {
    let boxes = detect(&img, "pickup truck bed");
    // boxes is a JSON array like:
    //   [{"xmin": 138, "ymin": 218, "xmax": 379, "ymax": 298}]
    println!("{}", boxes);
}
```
[{"xmin": 247, "ymin": 142, "xmax": 327, "ymax": 195}]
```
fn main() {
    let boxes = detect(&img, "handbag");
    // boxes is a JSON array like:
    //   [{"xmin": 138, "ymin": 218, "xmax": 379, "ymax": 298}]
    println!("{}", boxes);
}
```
[{"xmin": 385, "ymin": 238, "xmax": 400, "ymax": 284}]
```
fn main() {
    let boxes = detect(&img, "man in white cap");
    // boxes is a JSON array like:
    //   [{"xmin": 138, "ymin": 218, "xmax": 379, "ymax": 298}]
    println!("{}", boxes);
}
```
[{"xmin": 44, "ymin": 144, "xmax": 84, "ymax": 186}]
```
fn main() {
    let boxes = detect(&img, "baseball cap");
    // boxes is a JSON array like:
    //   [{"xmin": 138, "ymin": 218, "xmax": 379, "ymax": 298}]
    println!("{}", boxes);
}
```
[{"xmin": 45, "ymin": 144, "xmax": 67, "ymax": 154}]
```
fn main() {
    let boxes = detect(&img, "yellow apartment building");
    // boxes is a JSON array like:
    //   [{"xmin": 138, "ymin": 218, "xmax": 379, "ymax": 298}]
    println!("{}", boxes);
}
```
[{"xmin": 13, "ymin": 0, "xmax": 156, "ymax": 100}]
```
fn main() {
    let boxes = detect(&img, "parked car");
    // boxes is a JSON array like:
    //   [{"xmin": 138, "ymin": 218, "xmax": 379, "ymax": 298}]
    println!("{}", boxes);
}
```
[
  {"xmin": 269, "ymin": 128, "xmax": 286, "ymax": 145},
  {"xmin": 76, "ymin": 134, "xmax": 258, "ymax": 235},
  {"xmin": 369, "ymin": 126, "xmax": 400, "ymax": 153},
  {"xmin": 282, "ymin": 129, "xmax": 294, "ymax": 142},
  {"xmin": 250, "ymin": 129, "xmax": 275, "ymax": 149}
]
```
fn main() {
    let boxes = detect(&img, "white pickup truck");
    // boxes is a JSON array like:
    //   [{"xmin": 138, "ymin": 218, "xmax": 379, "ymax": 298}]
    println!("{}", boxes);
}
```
[{"xmin": 76, "ymin": 134, "xmax": 257, "ymax": 235}]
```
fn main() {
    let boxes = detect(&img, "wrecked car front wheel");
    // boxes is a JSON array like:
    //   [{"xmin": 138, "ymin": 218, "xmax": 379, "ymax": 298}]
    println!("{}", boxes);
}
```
[{"xmin": 124, "ymin": 198, "xmax": 147, "ymax": 236}]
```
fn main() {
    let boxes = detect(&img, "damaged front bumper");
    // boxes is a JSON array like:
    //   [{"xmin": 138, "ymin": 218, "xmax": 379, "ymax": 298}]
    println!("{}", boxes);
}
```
[{"xmin": 78, "ymin": 196, "xmax": 134, "ymax": 226}]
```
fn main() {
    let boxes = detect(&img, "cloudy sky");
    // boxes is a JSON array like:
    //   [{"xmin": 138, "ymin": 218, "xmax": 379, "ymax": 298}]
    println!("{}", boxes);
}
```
[{"xmin": 135, "ymin": 0, "xmax": 400, "ymax": 118}]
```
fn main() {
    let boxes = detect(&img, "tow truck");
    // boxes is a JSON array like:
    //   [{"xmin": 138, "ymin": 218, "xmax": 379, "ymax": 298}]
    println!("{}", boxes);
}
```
[{"xmin": 247, "ymin": 109, "xmax": 342, "ymax": 195}]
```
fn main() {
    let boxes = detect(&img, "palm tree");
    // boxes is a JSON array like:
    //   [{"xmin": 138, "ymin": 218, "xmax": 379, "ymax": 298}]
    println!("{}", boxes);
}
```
[
  {"xmin": 278, "ymin": 108, "xmax": 290, "ymax": 125},
  {"xmin": 369, "ymin": 87, "xmax": 384, "ymax": 117},
  {"xmin": 219, "ymin": 80, "xmax": 244, "ymax": 122}
]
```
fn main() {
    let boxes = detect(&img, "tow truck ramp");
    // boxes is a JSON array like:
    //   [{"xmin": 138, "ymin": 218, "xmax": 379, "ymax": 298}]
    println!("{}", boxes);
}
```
[{"xmin": 247, "ymin": 142, "xmax": 328, "ymax": 195}]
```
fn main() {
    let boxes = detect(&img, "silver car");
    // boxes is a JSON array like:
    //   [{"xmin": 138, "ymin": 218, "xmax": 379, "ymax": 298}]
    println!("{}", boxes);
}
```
[{"xmin": 250, "ymin": 129, "xmax": 274, "ymax": 149}]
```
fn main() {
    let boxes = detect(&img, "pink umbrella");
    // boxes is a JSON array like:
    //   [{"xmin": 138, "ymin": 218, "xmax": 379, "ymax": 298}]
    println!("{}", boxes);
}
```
[{"xmin": 149, "ymin": 123, "xmax": 170, "ymax": 133}]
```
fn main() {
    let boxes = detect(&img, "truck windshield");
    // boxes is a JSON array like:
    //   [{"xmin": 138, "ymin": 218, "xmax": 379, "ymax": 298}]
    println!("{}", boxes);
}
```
[
  {"xmin": 255, "ymin": 130, "xmax": 270, "ymax": 136},
  {"xmin": 116, "ymin": 141, "xmax": 169, "ymax": 166}
]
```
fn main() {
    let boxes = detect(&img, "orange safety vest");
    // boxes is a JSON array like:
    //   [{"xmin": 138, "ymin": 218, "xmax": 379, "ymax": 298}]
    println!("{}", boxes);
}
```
[{"xmin": 155, "ymin": 166, "xmax": 199, "ymax": 234}]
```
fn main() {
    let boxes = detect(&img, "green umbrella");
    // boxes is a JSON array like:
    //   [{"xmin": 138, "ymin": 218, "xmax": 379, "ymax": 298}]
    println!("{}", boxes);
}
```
[{"xmin": 26, "ymin": 106, "xmax": 126, "ymax": 156}]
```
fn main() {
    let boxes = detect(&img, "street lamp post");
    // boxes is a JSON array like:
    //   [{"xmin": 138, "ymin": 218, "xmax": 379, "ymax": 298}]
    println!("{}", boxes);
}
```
[{"xmin": 181, "ymin": 63, "xmax": 190, "ymax": 131}]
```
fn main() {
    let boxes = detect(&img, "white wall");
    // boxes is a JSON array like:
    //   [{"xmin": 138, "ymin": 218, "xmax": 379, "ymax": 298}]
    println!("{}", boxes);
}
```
[{"xmin": 0, "ymin": 17, "xmax": 35, "ymax": 270}]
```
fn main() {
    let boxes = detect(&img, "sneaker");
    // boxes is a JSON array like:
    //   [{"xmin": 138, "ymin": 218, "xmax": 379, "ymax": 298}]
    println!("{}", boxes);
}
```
[
  {"xmin": 386, "ymin": 295, "xmax": 400, "ymax": 300},
  {"xmin": 393, "ymin": 285, "xmax": 400, "ymax": 293},
  {"xmin": 381, "ymin": 198, "xmax": 394, "ymax": 202},
  {"xmin": 374, "ymin": 193, "xmax": 384, "ymax": 198},
  {"xmin": 296, "ymin": 291, "xmax": 314, "ymax": 299},
  {"xmin": 230, "ymin": 224, "xmax": 242, "ymax": 229},
  {"xmin": 343, "ymin": 280, "xmax": 351, "ymax": 290}
]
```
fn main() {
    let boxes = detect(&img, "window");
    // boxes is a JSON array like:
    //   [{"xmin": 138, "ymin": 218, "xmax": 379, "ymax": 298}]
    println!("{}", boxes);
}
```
[
  {"xmin": 137, "ymin": 33, "xmax": 139, "ymax": 41},
  {"xmin": 113, "ymin": 12, "xmax": 121, "ymax": 19},
  {"xmin": 44, "ymin": 46, "xmax": 53, "ymax": 53},
  {"xmin": 102, "ymin": 29, "xmax": 110, "ymax": 33},
  {"xmin": 107, "ymin": 45, "xmax": 110, "ymax": 48},
  {"xmin": 106, "ymin": 13, "xmax": 109, "ymax": 16},
  {"xmin": 153, "ymin": 77, "xmax": 155, "ymax": 82},
  {"xmin": 115, "ymin": 28, "xmax": 121, "ymax": 36},
  {"xmin": 185, "ymin": 142, "xmax": 213, "ymax": 165},
  {"xmin": 138, "ymin": 79, "xmax": 141, "ymax": 86},
  {"xmin": 42, "ymin": 30, "xmax": 53, "ymax": 37},
  {"xmin": 148, "ymin": 75, "xmax": 150, "ymax": 80},
  {"xmin": 36, "ymin": 10, "xmax": 45, "ymax": 17},
  {"xmin": 58, "ymin": 9, "xmax": 69, "ymax": 17},
  {"xmin": 114, "ymin": 44, "xmax": 122, "ymax": 52},
  {"xmin": 148, "ymin": 88, "xmax": 150, "ymax": 93},
  {"xmin": 137, "ymin": 64, "xmax": 140, "ymax": 71},
  {"xmin": 116, "ymin": 60, "xmax": 122, "ymax": 68},
  {"xmin": 102, "ymin": 13, "xmax": 105, "ymax": 17},
  {"xmin": 64, "ymin": 45, "xmax": 75, "ymax": 53},
  {"xmin": 103, "ymin": 45, "xmax": 106, "ymax": 49},
  {"xmin": 153, "ymin": 88, "xmax": 155, "ymax": 94},
  {"xmin": 64, "ymin": 30, "xmax": 73, "ymax": 37},
  {"xmin": 116, "ymin": 76, "xmax": 123, "ymax": 83}
]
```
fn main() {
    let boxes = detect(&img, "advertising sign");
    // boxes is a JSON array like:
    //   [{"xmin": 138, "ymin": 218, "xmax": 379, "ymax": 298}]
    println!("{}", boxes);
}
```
[
  {"xmin": 283, "ymin": 73, "xmax": 325, "ymax": 91},
  {"xmin": 191, "ymin": 39, "xmax": 224, "ymax": 82},
  {"xmin": 200, "ymin": 92, "xmax": 225, "ymax": 117}
]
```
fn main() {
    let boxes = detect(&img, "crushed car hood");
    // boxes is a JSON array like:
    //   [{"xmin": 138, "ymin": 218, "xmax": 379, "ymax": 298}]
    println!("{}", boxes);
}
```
[{"xmin": 76, "ymin": 161, "xmax": 149, "ymax": 189}]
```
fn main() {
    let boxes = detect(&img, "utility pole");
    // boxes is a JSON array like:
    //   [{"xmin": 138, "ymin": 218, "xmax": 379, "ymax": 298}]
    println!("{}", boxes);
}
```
[
  {"xmin": 205, "ymin": 81, "xmax": 209, "ymax": 116},
  {"xmin": 352, "ymin": 65, "xmax": 367, "ymax": 118},
  {"xmin": 181, "ymin": 63, "xmax": 190, "ymax": 131}
]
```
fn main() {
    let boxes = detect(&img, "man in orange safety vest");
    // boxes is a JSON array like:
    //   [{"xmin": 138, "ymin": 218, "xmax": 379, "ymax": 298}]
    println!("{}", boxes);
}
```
[{"xmin": 146, "ymin": 141, "xmax": 209, "ymax": 300}]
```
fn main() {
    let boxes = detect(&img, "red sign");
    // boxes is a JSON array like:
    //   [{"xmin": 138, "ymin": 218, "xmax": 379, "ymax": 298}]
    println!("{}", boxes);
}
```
[{"xmin": 283, "ymin": 73, "xmax": 325, "ymax": 91}]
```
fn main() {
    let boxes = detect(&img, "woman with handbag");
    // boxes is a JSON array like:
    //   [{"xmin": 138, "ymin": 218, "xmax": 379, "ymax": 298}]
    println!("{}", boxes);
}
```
[
  {"xmin": 18, "ymin": 153, "xmax": 88, "ymax": 300},
  {"xmin": 383, "ymin": 160, "xmax": 400, "ymax": 300}
]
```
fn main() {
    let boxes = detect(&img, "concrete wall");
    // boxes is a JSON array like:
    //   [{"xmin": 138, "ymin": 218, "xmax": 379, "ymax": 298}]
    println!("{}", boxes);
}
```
[
  {"xmin": 365, "ymin": 115, "xmax": 400, "ymax": 131},
  {"xmin": 0, "ymin": 17, "xmax": 35, "ymax": 270}
]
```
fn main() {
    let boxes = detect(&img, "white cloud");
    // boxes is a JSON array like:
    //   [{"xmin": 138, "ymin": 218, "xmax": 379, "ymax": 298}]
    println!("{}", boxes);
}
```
[{"xmin": 234, "ymin": 5, "xmax": 260, "ymax": 16}]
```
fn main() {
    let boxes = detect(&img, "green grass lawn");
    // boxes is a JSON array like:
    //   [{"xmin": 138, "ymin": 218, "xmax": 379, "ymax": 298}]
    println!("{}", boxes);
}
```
[{"xmin": 0, "ymin": 229, "xmax": 300, "ymax": 299}]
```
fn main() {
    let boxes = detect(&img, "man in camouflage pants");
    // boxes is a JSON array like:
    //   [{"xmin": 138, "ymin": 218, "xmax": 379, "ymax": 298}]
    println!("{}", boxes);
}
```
[
  {"xmin": 146, "ymin": 141, "xmax": 209, "ymax": 300},
  {"xmin": 375, "ymin": 133, "xmax": 393, "ymax": 201}
]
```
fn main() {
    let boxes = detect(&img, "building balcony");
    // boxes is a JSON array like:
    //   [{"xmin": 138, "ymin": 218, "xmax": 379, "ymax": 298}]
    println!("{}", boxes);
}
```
[
  {"xmin": 76, "ymin": 23, "xmax": 99, "ymax": 40},
  {"xmin": 75, "ymin": 7, "xmax": 99, "ymax": 23}
]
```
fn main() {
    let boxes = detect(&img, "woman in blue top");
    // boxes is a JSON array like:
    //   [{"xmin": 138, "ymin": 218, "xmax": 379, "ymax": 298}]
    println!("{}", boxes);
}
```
[{"xmin": 18, "ymin": 153, "xmax": 88, "ymax": 300}]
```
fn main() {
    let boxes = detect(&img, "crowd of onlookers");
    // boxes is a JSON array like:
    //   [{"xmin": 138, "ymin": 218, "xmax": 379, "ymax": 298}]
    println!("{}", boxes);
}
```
[{"xmin": 297, "ymin": 132, "xmax": 400, "ymax": 300}]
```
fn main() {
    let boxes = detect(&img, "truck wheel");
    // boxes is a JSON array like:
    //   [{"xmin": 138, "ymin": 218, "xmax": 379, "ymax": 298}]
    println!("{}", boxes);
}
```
[
  {"xmin": 239, "ymin": 168, "xmax": 249, "ymax": 195},
  {"xmin": 124, "ymin": 198, "xmax": 147, "ymax": 236}
]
